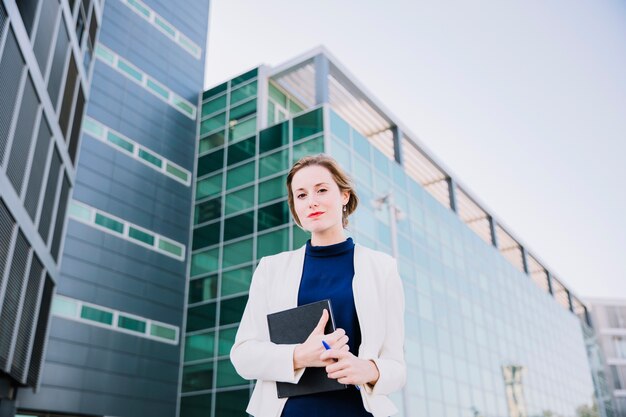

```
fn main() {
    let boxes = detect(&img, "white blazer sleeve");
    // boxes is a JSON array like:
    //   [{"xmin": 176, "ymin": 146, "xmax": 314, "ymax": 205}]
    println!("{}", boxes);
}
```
[
  {"xmin": 364, "ymin": 257, "xmax": 406, "ymax": 396},
  {"xmin": 230, "ymin": 257, "xmax": 306, "ymax": 383}
]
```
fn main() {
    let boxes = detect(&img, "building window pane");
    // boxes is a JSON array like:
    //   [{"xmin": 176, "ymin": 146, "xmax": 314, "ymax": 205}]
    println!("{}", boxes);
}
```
[
  {"xmin": 230, "ymin": 81, "xmax": 257, "ymax": 105},
  {"xmin": 292, "ymin": 135, "xmax": 324, "ymax": 164},
  {"xmin": 257, "ymin": 227, "xmax": 289, "ymax": 258},
  {"xmin": 158, "ymin": 238, "xmax": 183, "ymax": 257},
  {"xmin": 227, "ymin": 136, "xmax": 256, "ymax": 165},
  {"xmin": 199, "ymin": 130, "xmax": 225, "ymax": 153},
  {"xmin": 259, "ymin": 149, "xmax": 289, "ymax": 179},
  {"xmin": 154, "ymin": 16, "xmax": 175, "ymax": 36},
  {"xmin": 293, "ymin": 108, "xmax": 323, "ymax": 141},
  {"xmin": 128, "ymin": 0, "xmax": 150, "ymax": 17},
  {"xmin": 226, "ymin": 161, "xmax": 255, "ymax": 190},
  {"xmin": 118, "ymin": 315, "xmax": 147, "ymax": 333},
  {"xmin": 219, "ymin": 296, "xmax": 247, "ymax": 327},
  {"xmin": 195, "ymin": 198, "xmax": 221, "ymax": 225},
  {"xmin": 95, "ymin": 213, "xmax": 124, "ymax": 234},
  {"xmin": 191, "ymin": 248, "xmax": 219, "ymax": 278},
  {"xmin": 196, "ymin": 173, "xmax": 222, "ymax": 201},
  {"xmin": 202, "ymin": 94, "xmax": 227, "ymax": 117},
  {"xmin": 293, "ymin": 226, "xmax": 310, "ymax": 249},
  {"xmin": 187, "ymin": 302, "xmax": 217, "ymax": 332},
  {"xmin": 189, "ymin": 275, "xmax": 218, "ymax": 303},
  {"xmin": 225, "ymin": 186, "xmax": 254, "ymax": 215},
  {"xmin": 224, "ymin": 211, "xmax": 254, "ymax": 241},
  {"xmin": 166, "ymin": 163, "xmax": 189, "ymax": 182},
  {"xmin": 216, "ymin": 358, "xmax": 247, "ymax": 388},
  {"xmin": 107, "ymin": 131, "xmax": 134, "ymax": 153},
  {"xmin": 80, "ymin": 305, "xmax": 113, "ymax": 325},
  {"xmin": 200, "ymin": 112, "xmax": 226, "ymax": 136},
  {"xmin": 222, "ymin": 238, "xmax": 252, "ymax": 269},
  {"xmin": 229, "ymin": 116, "xmax": 256, "ymax": 143},
  {"xmin": 117, "ymin": 59, "xmax": 143, "ymax": 82},
  {"xmin": 68, "ymin": 201, "xmax": 92, "ymax": 222},
  {"xmin": 51, "ymin": 296, "xmax": 79, "ymax": 318},
  {"xmin": 218, "ymin": 327, "xmax": 238, "ymax": 356},
  {"xmin": 146, "ymin": 79, "xmax": 169, "ymax": 99},
  {"xmin": 197, "ymin": 149, "xmax": 223, "ymax": 177},
  {"xmin": 257, "ymin": 201, "xmax": 290, "ymax": 232},
  {"xmin": 258, "ymin": 174, "xmax": 286, "ymax": 204},
  {"xmin": 229, "ymin": 99, "xmax": 256, "ymax": 121},
  {"xmin": 330, "ymin": 110, "xmax": 350, "ymax": 144},
  {"xmin": 231, "ymin": 68, "xmax": 257, "ymax": 87},
  {"xmin": 269, "ymin": 83, "xmax": 287, "ymax": 108},
  {"xmin": 138, "ymin": 148, "xmax": 162, "ymax": 168},
  {"xmin": 221, "ymin": 266, "xmax": 252, "ymax": 297},
  {"xmin": 181, "ymin": 393, "xmax": 212, "ymax": 417},
  {"xmin": 260, "ymin": 121, "xmax": 288, "ymax": 154},
  {"xmin": 193, "ymin": 222, "xmax": 220, "ymax": 250},
  {"xmin": 150, "ymin": 323, "xmax": 177, "ymax": 341},
  {"xmin": 128, "ymin": 227, "xmax": 155, "ymax": 246},
  {"xmin": 182, "ymin": 362, "xmax": 214, "ymax": 393},
  {"xmin": 215, "ymin": 389, "xmax": 249, "ymax": 416},
  {"xmin": 185, "ymin": 332, "xmax": 215, "ymax": 362},
  {"xmin": 204, "ymin": 82, "xmax": 227, "ymax": 100}
]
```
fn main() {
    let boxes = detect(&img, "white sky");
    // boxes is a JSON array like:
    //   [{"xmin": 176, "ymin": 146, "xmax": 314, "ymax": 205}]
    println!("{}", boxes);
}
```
[{"xmin": 204, "ymin": 0, "xmax": 626, "ymax": 300}]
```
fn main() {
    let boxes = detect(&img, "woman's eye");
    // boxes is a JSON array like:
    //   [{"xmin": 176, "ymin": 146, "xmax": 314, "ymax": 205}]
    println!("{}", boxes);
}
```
[
  {"xmin": 297, "ymin": 193, "xmax": 306, "ymax": 199},
  {"xmin": 318, "ymin": 188, "xmax": 327, "ymax": 193}
]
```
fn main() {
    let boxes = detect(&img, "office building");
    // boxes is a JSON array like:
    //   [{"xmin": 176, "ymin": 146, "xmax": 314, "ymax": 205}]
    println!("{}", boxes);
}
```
[
  {"xmin": 587, "ymin": 298, "xmax": 626, "ymax": 417},
  {"xmin": 182, "ymin": 48, "xmax": 601, "ymax": 417},
  {"xmin": 13, "ymin": 1, "xmax": 210, "ymax": 417},
  {"xmin": 0, "ymin": 0, "xmax": 100, "ymax": 415}
]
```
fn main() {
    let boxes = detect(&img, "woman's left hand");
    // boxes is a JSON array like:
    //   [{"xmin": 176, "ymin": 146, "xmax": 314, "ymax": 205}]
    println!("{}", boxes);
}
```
[{"xmin": 320, "ymin": 349, "xmax": 380, "ymax": 386}]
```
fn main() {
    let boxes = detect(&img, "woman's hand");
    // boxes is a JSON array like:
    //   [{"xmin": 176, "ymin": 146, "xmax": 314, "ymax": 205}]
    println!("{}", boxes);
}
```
[
  {"xmin": 321, "ymin": 349, "xmax": 380, "ymax": 386},
  {"xmin": 293, "ymin": 309, "xmax": 349, "ymax": 369}
]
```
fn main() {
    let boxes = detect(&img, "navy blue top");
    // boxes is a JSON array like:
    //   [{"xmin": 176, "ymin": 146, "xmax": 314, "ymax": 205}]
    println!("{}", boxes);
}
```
[{"xmin": 281, "ymin": 237, "xmax": 373, "ymax": 417}]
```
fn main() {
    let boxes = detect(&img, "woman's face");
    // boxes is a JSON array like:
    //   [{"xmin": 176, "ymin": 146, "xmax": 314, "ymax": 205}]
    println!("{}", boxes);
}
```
[{"xmin": 291, "ymin": 165, "xmax": 349, "ymax": 237}]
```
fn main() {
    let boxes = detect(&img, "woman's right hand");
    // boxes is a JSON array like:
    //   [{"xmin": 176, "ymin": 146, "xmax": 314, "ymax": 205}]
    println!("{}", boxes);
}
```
[{"xmin": 293, "ymin": 309, "xmax": 349, "ymax": 370}]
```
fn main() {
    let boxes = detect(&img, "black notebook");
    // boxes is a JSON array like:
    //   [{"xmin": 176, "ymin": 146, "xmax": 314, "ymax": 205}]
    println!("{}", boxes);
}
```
[{"xmin": 267, "ymin": 299, "xmax": 347, "ymax": 398}]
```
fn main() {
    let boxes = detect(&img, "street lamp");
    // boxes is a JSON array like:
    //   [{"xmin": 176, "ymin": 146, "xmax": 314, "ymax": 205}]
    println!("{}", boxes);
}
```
[{"xmin": 372, "ymin": 191, "xmax": 408, "ymax": 416}]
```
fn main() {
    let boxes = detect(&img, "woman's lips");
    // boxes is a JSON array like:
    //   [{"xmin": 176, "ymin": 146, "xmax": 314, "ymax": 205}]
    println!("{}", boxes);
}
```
[{"xmin": 308, "ymin": 212, "xmax": 324, "ymax": 218}]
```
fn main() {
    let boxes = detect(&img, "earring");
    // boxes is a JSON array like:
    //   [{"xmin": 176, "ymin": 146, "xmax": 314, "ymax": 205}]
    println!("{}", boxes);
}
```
[{"xmin": 343, "ymin": 205, "xmax": 347, "ymax": 212}]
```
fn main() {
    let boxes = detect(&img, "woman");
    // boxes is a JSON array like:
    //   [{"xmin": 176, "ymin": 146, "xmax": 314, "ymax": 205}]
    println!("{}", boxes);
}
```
[{"xmin": 230, "ymin": 154, "xmax": 405, "ymax": 417}]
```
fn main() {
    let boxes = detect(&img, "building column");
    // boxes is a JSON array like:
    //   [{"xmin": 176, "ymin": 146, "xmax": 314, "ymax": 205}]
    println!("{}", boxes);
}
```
[
  {"xmin": 314, "ymin": 54, "xmax": 329, "ymax": 105},
  {"xmin": 391, "ymin": 125, "xmax": 403, "ymax": 165}
]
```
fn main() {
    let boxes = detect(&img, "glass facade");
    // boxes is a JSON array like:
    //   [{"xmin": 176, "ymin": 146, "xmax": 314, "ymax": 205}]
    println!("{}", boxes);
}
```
[{"xmin": 182, "ymin": 62, "xmax": 598, "ymax": 417}]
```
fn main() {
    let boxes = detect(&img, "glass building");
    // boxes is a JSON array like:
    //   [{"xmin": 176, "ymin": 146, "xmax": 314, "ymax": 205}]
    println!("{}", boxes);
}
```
[
  {"xmin": 587, "ymin": 299, "xmax": 626, "ymax": 417},
  {"xmin": 182, "ymin": 48, "xmax": 600, "ymax": 417},
  {"xmin": 11, "ymin": 1, "xmax": 210, "ymax": 417},
  {"xmin": 0, "ymin": 0, "xmax": 100, "ymax": 415}
]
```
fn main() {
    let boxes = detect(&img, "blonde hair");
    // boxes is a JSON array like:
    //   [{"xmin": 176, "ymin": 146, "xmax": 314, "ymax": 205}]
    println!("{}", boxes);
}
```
[{"xmin": 286, "ymin": 154, "xmax": 359, "ymax": 228}]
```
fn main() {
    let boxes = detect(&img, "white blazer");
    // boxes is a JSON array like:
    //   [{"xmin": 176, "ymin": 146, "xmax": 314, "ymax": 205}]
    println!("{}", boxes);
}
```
[{"xmin": 230, "ymin": 243, "xmax": 406, "ymax": 417}]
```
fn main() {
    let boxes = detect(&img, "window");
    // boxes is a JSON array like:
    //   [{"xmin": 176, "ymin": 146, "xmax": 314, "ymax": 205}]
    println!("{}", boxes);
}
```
[
  {"xmin": 197, "ymin": 149, "xmax": 223, "ymax": 177},
  {"xmin": 158, "ymin": 238, "xmax": 183, "ymax": 257},
  {"xmin": 225, "ymin": 186, "xmax": 254, "ymax": 215},
  {"xmin": 68, "ymin": 201, "xmax": 92, "ymax": 222},
  {"xmin": 150, "ymin": 323, "xmax": 177, "ymax": 341},
  {"xmin": 138, "ymin": 149, "xmax": 162, "ymax": 168},
  {"xmin": 118, "ymin": 315, "xmax": 147, "ymax": 333},
  {"xmin": 257, "ymin": 227, "xmax": 289, "ymax": 258},
  {"xmin": 117, "ymin": 59, "xmax": 143, "ymax": 82},
  {"xmin": 107, "ymin": 131, "xmax": 134, "ymax": 153},
  {"xmin": 226, "ymin": 162, "xmax": 255, "ymax": 190},
  {"xmin": 221, "ymin": 266, "xmax": 253, "ymax": 296},
  {"xmin": 293, "ymin": 108, "xmax": 323, "ymax": 141},
  {"xmin": 229, "ymin": 116, "xmax": 256, "ymax": 143},
  {"xmin": 224, "ymin": 211, "xmax": 254, "ymax": 241},
  {"xmin": 51, "ymin": 296, "xmax": 79, "ymax": 318},
  {"xmin": 199, "ymin": 131, "xmax": 224, "ymax": 153},
  {"xmin": 259, "ymin": 175, "xmax": 286, "ymax": 204},
  {"xmin": 231, "ymin": 81, "xmax": 257, "ymax": 105},
  {"xmin": 166, "ymin": 163, "xmax": 189, "ymax": 182},
  {"xmin": 191, "ymin": 248, "xmax": 219, "ymax": 277},
  {"xmin": 222, "ymin": 238, "xmax": 252, "ymax": 269},
  {"xmin": 196, "ymin": 174, "xmax": 223, "ymax": 202},
  {"xmin": 128, "ymin": 227, "xmax": 155, "ymax": 246},
  {"xmin": 260, "ymin": 121, "xmax": 288, "ymax": 154},
  {"xmin": 189, "ymin": 275, "xmax": 218, "ymax": 303},
  {"xmin": 185, "ymin": 332, "xmax": 215, "ymax": 362},
  {"xmin": 257, "ymin": 201, "xmax": 290, "ymax": 232},
  {"xmin": 292, "ymin": 135, "xmax": 324, "ymax": 164},
  {"xmin": 81, "ymin": 305, "xmax": 113, "ymax": 325},
  {"xmin": 95, "ymin": 213, "xmax": 124, "ymax": 234},
  {"xmin": 216, "ymin": 358, "xmax": 246, "ymax": 387},
  {"xmin": 154, "ymin": 16, "xmax": 175, "ymax": 36},
  {"xmin": 182, "ymin": 362, "xmax": 214, "ymax": 392},
  {"xmin": 195, "ymin": 198, "xmax": 221, "ymax": 225},
  {"xmin": 192, "ymin": 222, "xmax": 220, "ymax": 250},
  {"xmin": 227, "ymin": 136, "xmax": 256, "ymax": 165},
  {"xmin": 202, "ymin": 94, "xmax": 227, "ymax": 117},
  {"xmin": 218, "ymin": 328, "xmax": 238, "ymax": 356},
  {"xmin": 147, "ymin": 79, "xmax": 169, "ymax": 99},
  {"xmin": 187, "ymin": 302, "xmax": 217, "ymax": 332},
  {"xmin": 230, "ymin": 99, "xmax": 256, "ymax": 121},
  {"xmin": 259, "ymin": 149, "xmax": 289, "ymax": 179}
]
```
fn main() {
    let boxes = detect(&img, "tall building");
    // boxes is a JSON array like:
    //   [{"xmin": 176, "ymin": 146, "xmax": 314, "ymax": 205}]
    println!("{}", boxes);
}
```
[
  {"xmin": 587, "ymin": 298, "xmax": 626, "ymax": 417},
  {"xmin": 0, "ymin": 0, "xmax": 100, "ymax": 415},
  {"xmin": 12, "ymin": 1, "xmax": 210, "ymax": 417},
  {"xmin": 182, "ymin": 47, "xmax": 600, "ymax": 417}
]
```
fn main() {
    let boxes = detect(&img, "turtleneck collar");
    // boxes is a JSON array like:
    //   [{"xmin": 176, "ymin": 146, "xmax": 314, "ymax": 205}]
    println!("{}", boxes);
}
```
[{"xmin": 305, "ymin": 237, "xmax": 354, "ymax": 258}]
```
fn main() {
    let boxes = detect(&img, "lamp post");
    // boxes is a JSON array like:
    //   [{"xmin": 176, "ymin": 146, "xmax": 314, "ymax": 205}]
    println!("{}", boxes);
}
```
[{"xmin": 372, "ymin": 191, "xmax": 408, "ymax": 416}]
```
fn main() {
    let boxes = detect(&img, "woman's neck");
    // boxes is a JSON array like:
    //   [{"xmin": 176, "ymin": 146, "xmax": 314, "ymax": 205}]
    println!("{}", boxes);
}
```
[{"xmin": 310, "ymin": 229, "xmax": 346, "ymax": 247}]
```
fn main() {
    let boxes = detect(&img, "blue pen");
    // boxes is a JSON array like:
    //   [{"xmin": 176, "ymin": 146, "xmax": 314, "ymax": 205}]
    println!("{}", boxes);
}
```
[{"xmin": 322, "ymin": 340, "xmax": 360, "ymax": 390}]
